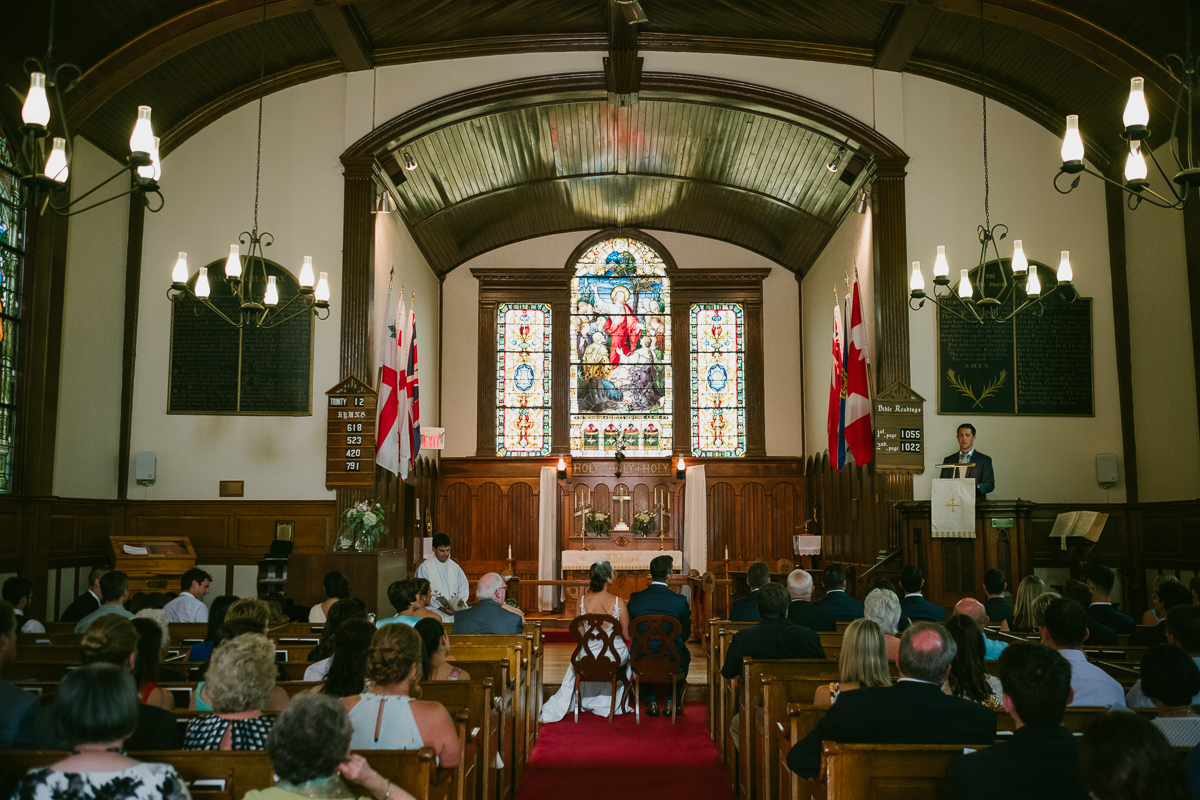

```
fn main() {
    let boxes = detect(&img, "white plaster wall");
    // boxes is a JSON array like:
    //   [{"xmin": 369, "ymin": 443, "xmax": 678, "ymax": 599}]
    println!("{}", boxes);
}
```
[
  {"xmin": 1124, "ymin": 144, "xmax": 1200, "ymax": 501},
  {"xmin": 53, "ymin": 137, "xmax": 129, "ymax": 498}
]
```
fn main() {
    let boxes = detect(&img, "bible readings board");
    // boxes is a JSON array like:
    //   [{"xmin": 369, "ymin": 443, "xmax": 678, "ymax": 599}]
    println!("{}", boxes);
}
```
[
  {"xmin": 937, "ymin": 261, "xmax": 1093, "ymax": 416},
  {"xmin": 326, "ymin": 377, "xmax": 377, "ymax": 488},
  {"xmin": 873, "ymin": 382, "xmax": 925, "ymax": 471},
  {"xmin": 168, "ymin": 259, "xmax": 313, "ymax": 414}
]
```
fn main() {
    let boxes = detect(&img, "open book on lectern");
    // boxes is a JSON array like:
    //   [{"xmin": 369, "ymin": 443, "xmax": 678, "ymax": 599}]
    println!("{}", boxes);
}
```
[{"xmin": 1049, "ymin": 511, "xmax": 1108, "ymax": 550}]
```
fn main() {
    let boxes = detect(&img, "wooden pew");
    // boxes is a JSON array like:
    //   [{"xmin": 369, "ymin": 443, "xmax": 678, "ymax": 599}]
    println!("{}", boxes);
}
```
[
  {"xmin": 449, "ymin": 628, "xmax": 543, "ymax": 758},
  {"xmin": 446, "ymin": 653, "xmax": 516, "ymax": 800},
  {"xmin": 448, "ymin": 638, "xmax": 533, "ymax": 789},
  {"xmin": 708, "ymin": 620, "xmax": 755, "ymax": 741},
  {"xmin": 424, "ymin": 680, "xmax": 498, "ymax": 800},
  {"xmin": 818, "ymin": 742, "xmax": 987, "ymax": 799},
  {"xmin": 754, "ymin": 675, "xmax": 837, "ymax": 800},
  {"xmin": 774, "ymin": 704, "xmax": 828, "ymax": 800}
]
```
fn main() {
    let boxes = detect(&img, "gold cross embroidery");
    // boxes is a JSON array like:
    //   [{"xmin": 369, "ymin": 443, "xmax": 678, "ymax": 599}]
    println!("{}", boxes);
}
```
[{"xmin": 945, "ymin": 497, "xmax": 962, "ymax": 513}]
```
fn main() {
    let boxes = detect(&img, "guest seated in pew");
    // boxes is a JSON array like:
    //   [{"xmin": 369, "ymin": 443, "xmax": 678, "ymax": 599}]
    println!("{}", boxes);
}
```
[
  {"xmin": 411, "ymin": 579, "xmax": 443, "ymax": 622},
  {"xmin": 982, "ymin": 568, "xmax": 1014, "ymax": 628},
  {"xmin": 1128, "ymin": 605, "xmax": 1200, "ymax": 708},
  {"xmin": 863, "ymin": 588, "xmax": 902, "ymax": 662},
  {"xmin": 60, "ymin": 566, "xmax": 109, "ymax": 625},
  {"xmin": 786, "ymin": 622, "xmax": 996, "ymax": 778},
  {"xmin": 135, "ymin": 609, "xmax": 183, "ymax": 683},
  {"xmin": 310, "ymin": 571, "xmax": 351, "ymax": 624},
  {"xmin": 1143, "ymin": 574, "xmax": 1184, "ymax": 627},
  {"xmin": 721, "ymin": 583, "xmax": 824, "ymax": 682},
  {"xmin": 226, "ymin": 598, "xmax": 273, "ymax": 632},
  {"xmin": 814, "ymin": 618, "xmax": 891, "ymax": 707},
  {"xmin": 730, "ymin": 561, "xmax": 770, "ymax": 622},
  {"xmin": 1039, "ymin": 597, "xmax": 1126, "ymax": 709},
  {"xmin": 786, "ymin": 569, "xmax": 835, "ymax": 632},
  {"xmin": 1087, "ymin": 564, "xmax": 1137, "ymax": 636},
  {"xmin": 185, "ymin": 633, "xmax": 281, "ymax": 750},
  {"xmin": 452, "ymin": 573, "xmax": 523, "ymax": 635},
  {"xmin": 187, "ymin": 596, "xmax": 237, "ymax": 662},
  {"xmin": 1137, "ymin": 643, "xmax": 1200, "ymax": 747},
  {"xmin": 943, "ymin": 642, "xmax": 1089, "ymax": 800},
  {"xmin": 1132, "ymin": 582, "xmax": 1194, "ymax": 647},
  {"xmin": 813, "ymin": 564, "xmax": 863, "ymax": 622},
  {"xmin": 130, "ymin": 617, "xmax": 175, "ymax": 711},
  {"xmin": 415, "ymin": 618, "xmax": 471, "ymax": 682},
  {"xmin": 4, "ymin": 576, "xmax": 45, "ymax": 634},
  {"xmin": 1081, "ymin": 711, "xmax": 1189, "ymax": 800},
  {"xmin": 542, "ymin": 560, "xmax": 632, "ymax": 722},
  {"xmin": 248, "ymin": 694, "xmax": 418, "ymax": 800},
  {"xmin": 377, "ymin": 580, "xmax": 425, "ymax": 628},
  {"xmin": 312, "ymin": 618, "xmax": 377, "ymax": 695},
  {"xmin": 1061, "ymin": 580, "xmax": 1118, "ymax": 646},
  {"xmin": 74, "ymin": 571, "xmax": 134, "ymax": 634},
  {"xmin": 12, "ymin": 664, "xmax": 191, "ymax": 800},
  {"xmin": 953, "ymin": 598, "xmax": 1007, "ymax": 659},
  {"xmin": 897, "ymin": 566, "xmax": 946, "ymax": 631},
  {"xmin": 1031, "ymin": 592, "xmax": 1061, "ymax": 633},
  {"xmin": 0, "ymin": 600, "xmax": 38, "ymax": 748},
  {"xmin": 310, "ymin": 599, "xmax": 370, "ymax": 662},
  {"xmin": 1001, "ymin": 574, "xmax": 1048, "ymax": 633},
  {"xmin": 342, "ymin": 624, "xmax": 461, "ymax": 766},
  {"xmin": 942, "ymin": 615, "xmax": 1003, "ymax": 708},
  {"xmin": 33, "ymin": 616, "xmax": 180, "ymax": 750},
  {"xmin": 163, "ymin": 568, "xmax": 212, "ymax": 625},
  {"xmin": 196, "ymin": 618, "xmax": 288, "ymax": 684}
]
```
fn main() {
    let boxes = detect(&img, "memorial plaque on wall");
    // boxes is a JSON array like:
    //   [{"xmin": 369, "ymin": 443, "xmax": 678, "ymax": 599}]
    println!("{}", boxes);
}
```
[
  {"xmin": 937, "ymin": 261, "xmax": 1093, "ymax": 416},
  {"xmin": 168, "ymin": 259, "xmax": 313, "ymax": 414},
  {"xmin": 326, "ymin": 376, "xmax": 377, "ymax": 488},
  {"xmin": 874, "ymin": 381, "xmax": 925, "ymax": 471}
]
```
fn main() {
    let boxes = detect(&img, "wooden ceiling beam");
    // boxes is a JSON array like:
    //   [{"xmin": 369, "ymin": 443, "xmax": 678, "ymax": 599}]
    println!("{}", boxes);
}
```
[
  {"xmin": 310, "ymin": 3, "xmax": 373, "ymax": 72},
  {"xmin": 873, "ymin": 0, "xmax": 941, "ymax": 72}
]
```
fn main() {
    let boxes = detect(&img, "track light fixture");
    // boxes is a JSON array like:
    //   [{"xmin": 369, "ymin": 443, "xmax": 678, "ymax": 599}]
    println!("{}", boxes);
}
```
[
  {"xmin": 826, "ymin": 146, "xmax": 846, "ymax": 173},
  {"xmin": 402, "ymin": 150, "xmax": 417, "ymax": 171},
  {"xmin": 854, "ymin": 189, "xmax": 870, "ymax": 214}
]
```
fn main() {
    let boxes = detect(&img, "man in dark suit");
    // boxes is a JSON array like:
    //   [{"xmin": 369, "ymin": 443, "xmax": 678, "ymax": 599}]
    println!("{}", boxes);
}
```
[
  {"xmin": 787, "ymin": 622, "xmax": 995, "ymax": 777},
  {"xmin": 813, "ymin": 563, "xmax": 863, "ymax": 622},
  {"xmin": 786, "ymin": 569, "xmax": 835, "ymax": 632},
  {"xmin": 982, "ymin": 568, "xmax": 1014, "ymax": 627},
  {"xmin": 897, "ymin": 565, "xmax": 946, "ymax": 631},
  {"xmin": 627, "ymin": 554, "xmax": 691, "ymax": 717},
  {"xmin": 729, "ymin": 561, "xmax": 770, "ymax": 622},
  {"xmin": 943, "ymin": 642, "xmax": 1089, "ymax": 800},
  {"xmin": 1130, "ymin": 581, "xmax": 1193, "ymax": 646},
  {"xmin": 1086, "ymin": 564, "xmax": 1136, "ymax": 635},
  {"xmin": 451, "ymin": 573, "xmax": 523, "ymax": 634},
  {"xmin": 938, "ymin": 422, "xmax": 995, "ymax": 499},
  {"xmin": 60, "ymin": 565, "xmax": 109, "ymax": 623},
  {"xmin": 723, "ymin": 584, "xmax": 824, "ymax": 680},
  {"xmin": 1060, "ymin": 579, "xmax": 1118, "ymax": 646}
]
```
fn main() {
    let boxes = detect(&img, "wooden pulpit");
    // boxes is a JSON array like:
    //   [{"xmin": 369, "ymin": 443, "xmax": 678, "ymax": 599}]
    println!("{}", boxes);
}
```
[{"xmin": 897, "ymin": 500, "xmax": 1035, "ymax": 608}]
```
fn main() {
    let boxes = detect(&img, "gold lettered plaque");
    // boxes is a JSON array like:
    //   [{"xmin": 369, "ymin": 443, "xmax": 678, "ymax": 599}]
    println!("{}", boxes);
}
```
[
  {"xmin": 325, "ymin": 376, "xmax": 377, "ymax": 488},
  {"xmin": 873, "ymin": 381, "xmax": 925, "ymax": 472}
]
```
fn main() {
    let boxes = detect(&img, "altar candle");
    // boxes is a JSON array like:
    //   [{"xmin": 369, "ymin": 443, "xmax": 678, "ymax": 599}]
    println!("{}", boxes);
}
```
[
  {"xmin": 508, "ymin": 545, "xmax": 512, "ymax": 559},
  {"xmin": 725, "ymin": 547, "xmax": 729, "ymax": 560}
]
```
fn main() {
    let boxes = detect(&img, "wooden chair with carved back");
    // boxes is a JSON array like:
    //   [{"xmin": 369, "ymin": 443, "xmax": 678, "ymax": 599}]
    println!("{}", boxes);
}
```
[
  {"xmin": 567, "ymin": 614, "xmax": 632, "ymax": 723},
  {"xmin": 628, "ymin": 614, "xmax": 685, "ymax": 724}
]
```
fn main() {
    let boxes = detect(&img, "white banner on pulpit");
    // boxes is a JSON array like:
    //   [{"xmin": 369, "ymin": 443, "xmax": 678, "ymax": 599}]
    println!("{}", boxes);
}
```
[{"xmin": 932, "ymin": 478, "xmax": 976, "ymax": 538}]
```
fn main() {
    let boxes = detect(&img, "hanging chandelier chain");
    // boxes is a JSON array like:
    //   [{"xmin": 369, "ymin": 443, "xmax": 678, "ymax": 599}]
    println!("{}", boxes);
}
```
[
  {"xmin": 979, "ymin": 0, "xmax": 990, "ymax": 232},
  {"xmin": 253, "ymin": 0, "xmax": 267, "ymax": 232},
  {"xmin": 44, "ymin": 0, "xmax": 56, "ymax": 69}
]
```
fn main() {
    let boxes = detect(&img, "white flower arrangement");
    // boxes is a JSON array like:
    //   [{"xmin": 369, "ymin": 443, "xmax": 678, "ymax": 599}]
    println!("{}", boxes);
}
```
[{"xmin": 343, "ymin": 499, "xmax": 388, "ymax": 550}]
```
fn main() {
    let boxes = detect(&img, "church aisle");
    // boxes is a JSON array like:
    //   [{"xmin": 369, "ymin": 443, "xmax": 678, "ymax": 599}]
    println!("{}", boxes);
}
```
[{"xmin": 516, "ymin": 703, "xmax": 736, "ymax": 800}]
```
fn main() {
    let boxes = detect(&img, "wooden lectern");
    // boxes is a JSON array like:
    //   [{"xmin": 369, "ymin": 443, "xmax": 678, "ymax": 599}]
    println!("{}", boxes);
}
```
[
  {"xmin": 896, "ymin": 500, "xmax": 1035, "ymax": 608},
  {"xmin": 109, "ymin": 536, "xmax": 197, "ymax": 593}
]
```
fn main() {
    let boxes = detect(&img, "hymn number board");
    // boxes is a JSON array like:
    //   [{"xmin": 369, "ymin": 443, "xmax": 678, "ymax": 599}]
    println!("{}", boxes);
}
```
[
  {"xmin": 873, "ymin": 382, "xmax": 925, "ymax": 471},
  {"xmin": 325, "ymin": 377, "xmax": 377, "ymax": 488}
]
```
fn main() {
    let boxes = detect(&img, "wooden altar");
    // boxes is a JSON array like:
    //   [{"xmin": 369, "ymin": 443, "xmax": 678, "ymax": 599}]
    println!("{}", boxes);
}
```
[{"xmin": 897, "ymin": 500, "xmax": 1035, "ymax": 608}]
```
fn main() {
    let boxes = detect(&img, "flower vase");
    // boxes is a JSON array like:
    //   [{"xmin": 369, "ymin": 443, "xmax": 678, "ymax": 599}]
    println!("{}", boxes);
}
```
[
  {"xmin": 336, "ymin": 523, "xmax": 354, "ymax": 551},
  {"xmin": 354, "ymin": 534, "xmax": 373, "ymax": 552}
]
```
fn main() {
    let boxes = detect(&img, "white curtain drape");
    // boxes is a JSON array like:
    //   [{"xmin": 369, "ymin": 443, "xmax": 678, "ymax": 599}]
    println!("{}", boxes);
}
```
[
  {"xmin": 682, "ymin": 464, "xmax": 707, "ymax": 575},
  {"xmin": 537, "ymin": 466, "xmax": 558, "ymax": 611}
]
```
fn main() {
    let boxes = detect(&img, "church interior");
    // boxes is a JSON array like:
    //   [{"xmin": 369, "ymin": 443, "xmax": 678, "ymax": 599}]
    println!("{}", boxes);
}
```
[{"xmin": 1, "ymin": 0, "xmax": 1200, "ymax": 796}]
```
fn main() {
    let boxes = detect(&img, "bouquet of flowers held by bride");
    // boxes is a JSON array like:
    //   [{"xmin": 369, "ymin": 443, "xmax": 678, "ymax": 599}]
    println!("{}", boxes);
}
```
[{"xmin": 342, "ymin": 499, "xmax": 388, "ymax": 551}]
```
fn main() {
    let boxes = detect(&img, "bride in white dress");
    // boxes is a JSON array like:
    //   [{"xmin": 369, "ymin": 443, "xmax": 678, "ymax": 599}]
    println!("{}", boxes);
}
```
[{"xmin": 540, "ymin": 561, "xmax": 632, "ymax": 722}]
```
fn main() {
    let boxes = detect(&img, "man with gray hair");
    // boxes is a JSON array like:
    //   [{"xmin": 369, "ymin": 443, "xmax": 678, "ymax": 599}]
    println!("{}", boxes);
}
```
[
  {"xmin": 787, "ymin": 621, "xmax": 996, "ymax": 777},
  {"xmin": 450, "ymin": 573, "xmax": 523, "ymax": 634},
  {"xmin": 786, "ymin": 569, "xmax": 835, "ymax": 632},
  {"xmin": 954, "ymin": 597, "xmax": 1008, "ymax": 659},
  {"xmin": 730, "ymin": 560, "xmax": 771, "ymax": 622}
]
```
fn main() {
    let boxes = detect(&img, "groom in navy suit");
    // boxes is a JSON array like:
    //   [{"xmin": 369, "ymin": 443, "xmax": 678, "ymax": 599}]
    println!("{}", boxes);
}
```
[
  {"xmin": 938, "ymin": 422, "xmax": 995, "ymax": 499},
  {"xmin": 627, "ymin": 555, "xmax": 691, "ymax": 716}
]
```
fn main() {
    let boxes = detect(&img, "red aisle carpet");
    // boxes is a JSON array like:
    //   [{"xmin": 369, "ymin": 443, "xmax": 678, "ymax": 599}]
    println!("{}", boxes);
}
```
[{"xmin": 516, "ymin": 702, "xmax": 737, "ymax": 800}]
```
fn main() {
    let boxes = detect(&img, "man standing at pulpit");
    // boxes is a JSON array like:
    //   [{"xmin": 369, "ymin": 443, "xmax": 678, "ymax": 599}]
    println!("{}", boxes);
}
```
[
  {"xmin": 940, "ymin": 423, "xmax": 995, "ymax": 499},
  {"xmin": 416, "ymin": 532, "xmax": 470, "ymax": 622}
]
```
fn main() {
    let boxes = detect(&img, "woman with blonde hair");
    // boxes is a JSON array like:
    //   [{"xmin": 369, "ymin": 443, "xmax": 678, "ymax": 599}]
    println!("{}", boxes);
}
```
[
  {"xmin": 1031, "ymin": 591, "xmax": 1062, "ymax": 632},
  {"xmin": 1143, "ymin": 574, "xmax": 1183, "ymax": 626},
  {"xmin": 226, "ymin": 597, "xmax": 271, "ymax": 632},
  {"xmin": 341, "ymin": 623, "xmax": 461, "ymax": 765},
  {"xmin": 185, "ymin": 633, "xmax": 281, "ymax": 749},
  {"xmin": 1002, "ymin": 575, "xmax": 1048, "ymax": 633},
  {"xmin": 814, "ymin": 618, "xmax": 892, "ymax": 706}
]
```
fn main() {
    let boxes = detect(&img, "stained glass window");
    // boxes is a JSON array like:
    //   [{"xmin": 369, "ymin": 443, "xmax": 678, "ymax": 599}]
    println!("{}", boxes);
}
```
[
  {"xmin": 690, "ymin": 303, "xmax": 745, "ymax": 457},
  {"xmin": 496, "ymin": 303, "xmax": 552, "ymax": 456},
  {"xmin": 570, "ymin": 238, "xmax": 672, "ymax": 457},
  {"xmin": 0, "ymin": 132, "xmax": 24, "ymax": 492}
]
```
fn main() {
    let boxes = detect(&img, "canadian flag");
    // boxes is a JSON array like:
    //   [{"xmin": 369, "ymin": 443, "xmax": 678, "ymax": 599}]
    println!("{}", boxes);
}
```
[
  {"xmin": 375, "ymin": 285, "xmax": 401, "ymax": 475},
  {"xmin": 844, "ymin": 278, "xmax": 874, "ymax": 465},
  {"xmin": 826, "ymin": 292, "xmax": 847, "ymax": 472}
]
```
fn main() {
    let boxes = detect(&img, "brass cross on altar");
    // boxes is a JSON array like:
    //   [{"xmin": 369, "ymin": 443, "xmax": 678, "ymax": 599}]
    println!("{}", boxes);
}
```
[
  {"xmin": 612, "ymin": 486, "xmax": 632, "ymax": 527},
  {"xmin": 945, "ymin": 497, "xmax": 962, "ymax": 513}
]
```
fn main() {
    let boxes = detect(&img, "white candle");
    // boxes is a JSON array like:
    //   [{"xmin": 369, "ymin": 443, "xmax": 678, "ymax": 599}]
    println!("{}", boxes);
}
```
[
  {"xmin": 725, "ymin": 547, "xmax": 729, "ymax": 560},
  {"xmin": 508, "ymin": 545, "xmax": 512, "ymax": 559}
]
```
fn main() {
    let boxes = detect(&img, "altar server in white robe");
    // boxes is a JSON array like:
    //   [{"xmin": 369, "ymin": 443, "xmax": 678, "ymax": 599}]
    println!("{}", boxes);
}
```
[{"xmin": 415, "ymin": 532, "xmax": 471, "ymax": 622}]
